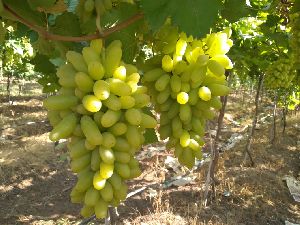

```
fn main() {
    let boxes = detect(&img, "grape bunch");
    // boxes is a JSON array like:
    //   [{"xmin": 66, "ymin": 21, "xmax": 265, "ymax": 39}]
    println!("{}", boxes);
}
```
[
  {"xmin": 44, "ymin": 39, "xmax": 157, "ymax": 219},
  {"xmin": 264, "ymin": 58, "xmax": 296, "ymax": 89},
  {"xmin": 142, "ymin": 25, "xmax": 232, "ymax": 169}
]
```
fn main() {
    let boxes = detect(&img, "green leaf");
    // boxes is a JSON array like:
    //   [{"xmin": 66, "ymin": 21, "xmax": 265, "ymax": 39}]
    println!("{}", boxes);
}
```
[
  {"xmin": 51, "ymin": 12, "xmax": 81, "ymax": 36},
  {"xmin": 141, "ymin": 0, "xmax": 221, "ymax": 37},
  {"xmin": 27, "ymin": 0, "xmax": 56, "ymax": 10},
  {"xmin": 221, "ymin": 0, "xmax": 257, "ymax": 22},
  {"xmin": 102, "ymin": 3, "xmax": 140, "ymax": 63},
  {"xmin": 3, "ymin": 0, "xmax": 45, "ymax": 26},
  {"xmin": 31, "ymin": 54, "xmax": 56, "ymax": 74},
  {"xmin": 144, "ymin": 128, "xmax": 158, "ymax": 145}
]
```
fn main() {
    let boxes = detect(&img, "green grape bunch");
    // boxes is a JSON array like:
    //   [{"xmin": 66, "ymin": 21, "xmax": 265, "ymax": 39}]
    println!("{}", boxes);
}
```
[
  {"xmin": 43, "ymin": 39, "xmax": 157, "ymax": 219},
  {"xmin": 264, "ymin": 58, "xmax": 296, "ymax": 89},
  {"xmin": 142, "ymin": 25, "xmax": 233, "ymax": 169}
]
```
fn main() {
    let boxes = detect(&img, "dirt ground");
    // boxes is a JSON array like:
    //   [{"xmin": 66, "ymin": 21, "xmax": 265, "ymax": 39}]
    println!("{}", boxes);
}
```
[{"xmin": 0, "ymin": 87, "xmax": 299, "ymax": 225}]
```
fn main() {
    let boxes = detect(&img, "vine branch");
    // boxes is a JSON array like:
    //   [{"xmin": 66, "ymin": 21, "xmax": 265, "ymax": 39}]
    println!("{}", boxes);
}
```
[{"xmin": 3, "ymin": 3, "xmax": 144, "ymax": 42}]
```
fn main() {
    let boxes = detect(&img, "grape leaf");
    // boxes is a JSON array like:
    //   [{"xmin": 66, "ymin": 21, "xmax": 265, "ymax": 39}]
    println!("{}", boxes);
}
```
[
  {"xmin": 102, "ymin": 3, "xmax": 140, "ymax": 63},
  {"xmin": 3, "ymin": 0, "xmax": 45, "ymax": 26},
  {"xmin": 31, "ymin": 54, "xmax": 56, "ymax": 74},
  {"xmin": 27, "ymin": 0, "xmax": 56, "ymax": 10},
  {"xmin": 50, "ymin": 12, "xmax": 81, "ymax": 36},
  {"xmin": 144, "ymin": 128, "xmax": 158, "ymax": 144},
  {"xmin": 141, "ymin": 0, "xmax": 221, "ymax": 37},
  {"xmin": 221, "ymin": 0, "xmax": 257, "ymax": 22}
]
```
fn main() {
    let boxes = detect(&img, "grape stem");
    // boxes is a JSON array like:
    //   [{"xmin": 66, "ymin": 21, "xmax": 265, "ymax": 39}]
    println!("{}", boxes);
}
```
[{"xmin": 3, "ymin": 3, "xmax": 144, "ymax": 42}]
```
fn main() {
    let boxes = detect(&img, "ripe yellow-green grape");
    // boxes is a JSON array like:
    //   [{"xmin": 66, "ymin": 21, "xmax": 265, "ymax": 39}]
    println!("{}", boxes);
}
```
[
  {"xmin": 49, "ymin": 113, "xmax": 77, "ymax": 141},
  {"xmin": 99, "ymin": 147, "xmax": 115, "ymax": 164},
  {"xmin": 101, "ymin": 109, "xmax": 121, "ymax": 128},
  {"xmin": 71, "ymin": 153, "xmax": 91, "ymax": 173},
  {"xmin": 101, "ymin": 132, "xmax": 116, "ymax": 148},
  {"xmin": 177, "ymin": 92, "xmax": 189, "ymax": 104},
  {"xmin": 207, "ymin": 84, "xmax": 231, "ymax": 96},
  {"xmin": 88, "ymin": 61, "xmax": 105, "ymax": 80},
  {"xmin": 104, "ymin": 40, "xmax": 122, "ymax": 76},
  {"xmin": 75, "ymin": 72, "xmax": 94, "ymax": 92},
  {"xmin": 47, "ymin": 111, "xmax": 61, "ymax": 127},
  {"xmin": 95, "ymin": 199, "xmax": 108, "ymax": 218},
  {"xmin": 82, "ymin": 47, "xmax": 101, "ymax": 64},
  {"xmin": 99, "ymin": 162, "xmax": 114, "ymax": 179},
  {"xmin": 198, "ymin": 86, "xmax": 211, "ymax": 101},
  {"xmin": 103, "ymin": 94, "xmax": 122, "ymax": 111},
  {"xmin": 125, "ymin": 108, "xmax": 142, "ymax": 125},
  {"xmin": 108, "ymin": 78, "xmax": 132, "ymax": 96},
  {"xmin": 69, "ymin": 139, "xmax": 88, "ymax": 159},
  {"xmin": 81, "ymin": 115, "xmax": 103, "ymax": 145},
  {"xmin": 162, "ymin": 55, "xmax": 174, "ymax": 72},
  {"xmin": 113, "ymin": 66, "xmax": 127, "ymax": 80},
  {"xmin": 43, "ymin": 95, "xmax": 78, "ymax": 111},
  {"xmin": 93, "ymin": 171, "xmax": 106, "ymax": 190},
  {"xmin": 66, "ymin": 51, "xmax": 88, "ymax": 73},
  {"xmin": 108, "ymin": 122, "xmax": 127, "ymax": 136},
  {"xmin": 82, "ymin": 95, "xmax": 102, "ymax": 112}
]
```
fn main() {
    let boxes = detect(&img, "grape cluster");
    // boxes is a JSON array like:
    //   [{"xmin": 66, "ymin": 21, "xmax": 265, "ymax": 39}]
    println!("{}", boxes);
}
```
[
  {"xmin": 143, "ymin": 25, "xmax": 233, "ymax": 169},
  {"xmin": 264, "ymin": 58, "xmax": 296, "ymax": 89},
  {"xmin": 44, "ymin": 39, "xmax": 156, "ymax": 218}
]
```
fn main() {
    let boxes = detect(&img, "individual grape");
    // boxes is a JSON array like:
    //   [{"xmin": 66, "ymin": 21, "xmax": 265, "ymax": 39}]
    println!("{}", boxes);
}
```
[
  {"xmin": 101, "ymin": 109, "xmax": 121, "ymax": 127},
  {"xmin": 104, "ymin": 40, "xmax": 122, "ymax": 76},
  {"xmin": 162, "ymin": 55, "xmax": 174, "ymax": 72},
  {"xmin": 43, "ymin": 95, "xmax": 78, "ymax": 111},
  {"xmin": 75, "ymin": 72, "xmax": 94, "ymax": 92},
  {"xmin": 88, "ymin": 61, "xmax": 105, "ymax": 80},
  {"xmin": 49, "ymin": 113, "xmax": 77, "ymax": 141},
  {"xmin": 81, "ymin": 116, "xmax": 103, "ymax": 146},
  {"xmin": 101, "ymin": 132, "xmax": 116, "ymax": 148},
  {"xmin": 94, "ymin": 199, "xmax": 108, "ymax": 218},
  {"xmin": 82, "ymin": 95, "xmax": 102, "ymax": 112},
  {"xmin": 198, "ymin": 86, "xmax": 211, "ymax": 101},
  {"xmin": 66, "ymin": 51, "xmax": 88, "ymax": 73},
  {"xmin": 99, "ymin": 162, "xmax": 114, "ymax": 179},
  {"xmin": 125, "ymin": 108, "xmax": 142, "ymax": 125},
  {"xmin": 120, "ymin": 96, "xmax": 135, "ymax": 109},
  {"xmin": 103, "ymin": 94, "xmax": 122, "ymax": 111},
  {"xmin": 99, "ymin": 147, "xmax": 115, "ymax": 164},
  {"xmin": 207, "ymin": 84, "xmax": 230, "ymax": 96},
  {"xmin": 113, "ymin": 66, "xmax": 127, "ymax": 80},
  {"xmin": 177, "ymin": 92, "xmax": 189, "ymax": 104},
  {"xmin": 100, "ymin": 182, "xmax": 114, "ymax": 202},
  {"xmin": 84, "ymin": 187, "xmax": 100, "ymax": 206},
  {"xmin": 93, "ymin": 80, "xmax": 110, "ymax": 100},
  {"xmin": 109, "ymin": 122, "xmax": 127, "ymax": 136},
  {"xmin": 108, "ymin": 78, "xmax": 132, "ymax": 96}
]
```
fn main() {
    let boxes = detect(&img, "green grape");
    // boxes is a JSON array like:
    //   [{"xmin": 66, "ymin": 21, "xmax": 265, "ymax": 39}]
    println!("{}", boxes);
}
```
[
  {"xmin": 81, "ymin": 115, "xmax": 103, "ymax": 146},
  {"xmin": 157, "ymin": 87, "xmax": 171, "ymax": 104},
  {"xmin": 99, "ymin": 162, "xmax": 114, "ymax": 178},
  {"xmin": 47, "ymin": 111, "xmax": 61, "ymax": 126},
  {"xmin": 180, "ymin": 130, "xmax": 190, "ymax": 147},
  {"xmin": 207, "ymin": 84, "xmax": 230, "ymax": 96},
  {"xmin": 85, "ymin": 139, "xmax": 96, "ymax": 150},
  {"xmin": 43, "ymin": 95, "xmax": 78, "ymax": 111},
  {"xmin": 132, "ymin": 93, "xmax": 150, "ymax": 108},
  {"xmin": 66, "ymin": 51, "xmax": 88, "ymax": 73},
  {"xmin": 82, "ymin": 47, "xmax": 100, "ymax": 64},
  {"xmin": 49, "ymin": 113, "xmax": 77, "ymax": 141},
  {"xmin": 155, "ymin": 74, "xmax": 170, "ymax": 91},
  {"xmin": 114, "ymin": 151, "xmax": 131, "ymax": 163},
  {"xmin": 90, "ymin": 39, "xmax": 103, "ymax": 55},
  {"xmin": 140, "ymin": 113, "xmax": 157, "ymax": 128},
  {"xmin": 125, "ymin": 125, "xmax": 141, "ymax": 148},
  {"xmin": 113, "ymin": 182, "xmax": 127, "ymax": 200},
  {"xmin": 82, "ymin": 95, "xmax": 102, "ymax": 112},
  {"xmin": 84, "ymin": 187, "xmax": 100, "ymax": 206},
  {"xmin": 95, "ymin": 199, "xmax": 108, "ymax": 219},
  {"xmin": 75, "ymin": 170, "xmax": 94, "ymax": 192},
  {"xmin": 162, "ymin": 55, "xmax": 174, "ymax": 72},
  {"xmin": 101, "ymin": 132, "xmax": 116, "ymax": 148},
  {"xmin": 99, "ymin": 147, "xmax": 115, "ymax": 164},
  {"xmin": 103, "ymin": 94, "xmax": 122, "ymax": 111},
  {"xmin": 114, "ymin": 137, "xmax": 131, "ymax": 152},
  {"xmin": 179, "ymin": 104, "xmax": 192, "ymax": 122},
  {"xmin": 93, "ymin": 172, "xmax": 107, "ymax": 190},
  {"xmin": 108, "ymin": 78, "xmax": 132, "ymax": 96},
  {"xmin": 198, "ymin": 86, "xmax": 211, "ymax": 101},
  {"xmin": 104, "ymin": 40, "xmax": 122, "ymax": 76},
  {"xmin": 125, "ymin": 108, "xmax": 142, "ymax": 125},
  {"xmin": 120, "ymin": 96, "xmax": 135, "ymax": 109},
  {"xmin": 108, "ymin": 173, "xmax": 122, "ymax": 190},
  {"xmin": 71, "ymin": 153, "xmax": 91, "ymax": 173},
  {"xmin": 115, "ymin": 162, "xmax": 131, "ymax": 179},
  {"xmin": 101, "ymin": 109, "xmax": 121, "ymax": 127},
  {"xmin": 88, "ymin": 61, "xmax": 105, "ymax": 80},
  {"xmin": 177, "ymin": 92, "xmax": 189, "ymax": 104},
  {"xmin": 127, "ymin": 73, "xmax": 140, "ymax": 83},
  {"xmin": 109, "ymin": 122, "xmax": 127, "ymax": 136},
  {"xmin": 113, "ymin": 66, "xmax": 127, "ymax": 80},
  {"xmin": 75, "ymin": 72, "xmax": 94, "ymax": 92},
  {"xmin": 69, "ymin": 139, "xmax": 88, "ymax": 159},
  {"xmin": 175, "ymin": 38, "xmax": 187, "ymax": 56},
  {"xmin": 91, "ymin": 149, "xmax": 101, "ymax": 171},
  {"xmin": 170, "ymin": 75, "xmax": 181, "ymax": 92},
  {"xmin": 93, "ymin": 80, "xmax": 110, "ymax": 100},
  {"xmin": 143, "ymin": 68, "xmax": 165, "ymax": 82},
  {"xmin": 100, "ymin": 182, "xmax": 114, "ymax": 202},
  {"xmin": 178, "ymin": 148, "xmax": 194, "ymax": 169}
]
